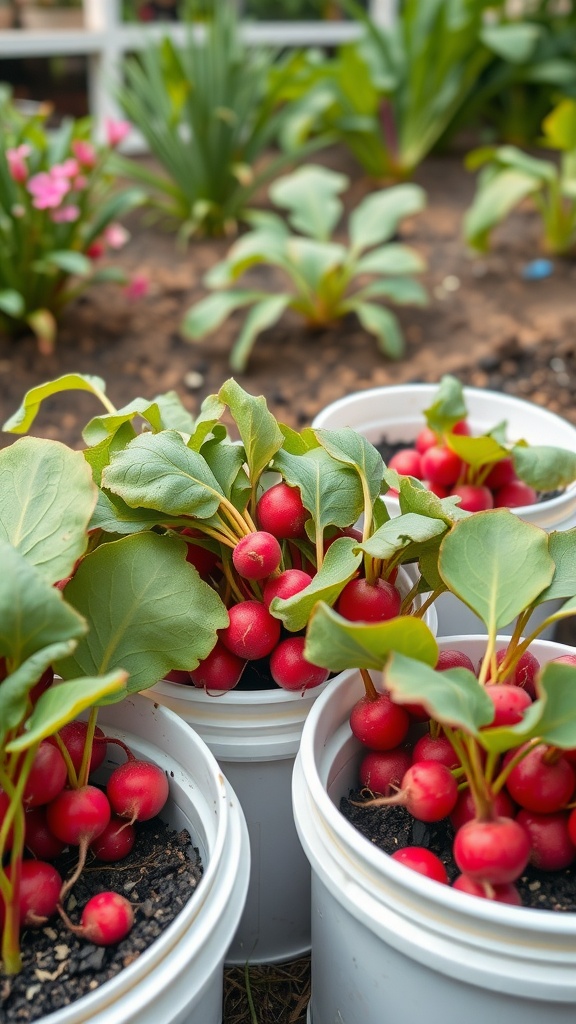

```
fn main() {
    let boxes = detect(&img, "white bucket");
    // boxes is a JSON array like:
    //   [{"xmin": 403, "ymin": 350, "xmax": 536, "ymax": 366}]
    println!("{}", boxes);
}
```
[
  {"xmin": 312, "ymin": 385, "xmax": 576, "ymax": 638},
  {"xmin": 37, "ymin": 694, "xmax": 250, "ymax": 1024},
  {"xmin": 294, "ymin": 637, "xmax": 576, "ymax": 1024},
  {"xmin": 146, "ymin": 569, "xmax": 437, "ymax": 965}
]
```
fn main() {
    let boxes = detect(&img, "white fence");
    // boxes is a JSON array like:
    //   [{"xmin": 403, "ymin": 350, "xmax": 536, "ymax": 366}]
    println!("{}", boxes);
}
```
[{"xmin": 0, "ymin": 0, "xmax": 396, "ymax": 149}]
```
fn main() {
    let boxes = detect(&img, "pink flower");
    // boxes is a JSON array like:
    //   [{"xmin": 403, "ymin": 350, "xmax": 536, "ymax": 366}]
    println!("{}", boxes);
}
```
[
  {"xmin": 6, "ymin": 144, "xmax": 31, "ymax": 184},
  {"xmin": 105, "ymin": 119, "xmax": 131, "ymax": 148},
  {"xmin": 27, "ymin": 172, "xmax": 70, "ymax": 210},
  {"xmin": 51, "ymin": 204, "xmax": 80, "ymax": 223},
  {"xmin": 124, "ymin": 272, "xmax": 149, "ymax": 301},
  {"xmin": 104, "ymin": 223, "xmax": 129, "ymax": 249},
  {"xmin": 51, "ymin": 159, "xmax": 80, "ymax": 179},
  {"xmin": 72, "ymin": 139, "xmax": 97, "ymax": 168},
  {"xmin": 73, "ymin": 174, "xmax": 88, "ymax": 191}
]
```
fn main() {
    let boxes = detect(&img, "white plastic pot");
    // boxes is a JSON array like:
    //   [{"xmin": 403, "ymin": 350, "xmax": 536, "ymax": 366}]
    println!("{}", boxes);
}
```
[
  {"xmin": 312, "ymin": 385, "xmax": 576, "ymax": 637},
  {"xmin": 146, "ymin": 568, "xmax": 437, "ymax": 965},
  {"xmin": 38, "ymin": 693, "xmax": 250, "ymax": 1024},
  {"xmin": 294, "ymin": 637, "xmax": 576, "ymax": 1024}
]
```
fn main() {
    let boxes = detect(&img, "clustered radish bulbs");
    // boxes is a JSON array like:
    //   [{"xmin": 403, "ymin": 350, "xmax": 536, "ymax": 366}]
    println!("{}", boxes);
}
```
[
  {"xmin": 385, "ymin": 374, "xmax": 573, "ymax": 513},
  {"xmin": 351, "ymin": 645, "xmax": 576, "ymax": 905},
  {"xmin": 169, "ymin": 475, "xmax": 410, "ymax": 695},
  {"xmin": 0, "ymin": 719, "xmax": 169, "ymax": 950}
]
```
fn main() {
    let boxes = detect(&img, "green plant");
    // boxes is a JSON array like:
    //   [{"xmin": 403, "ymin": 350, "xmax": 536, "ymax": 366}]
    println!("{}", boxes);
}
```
[
  {"xmin": 274, "ymin": 0, "xmax": 543, "ymax": 181},
  {"xmin": 0, "ymin": 88, "xmax": 143, "ymax": 354},
  {"xmin": 0, "ymin": 406, "xmax": 231, "ymax": 971},
  {"xmin": 113, "ymin": 5, "xmax": 321, "ymax": 239},
  {"xmin": 464, "ymin": 97, "xmax": 576, "ymax": 254},
  {"xmin": 181, "ymin": 164, "xmax": 427, "ymax": 370},
  {"xmin": 304, "ymin": 506, "xmax": 576, "ymax": 899}
]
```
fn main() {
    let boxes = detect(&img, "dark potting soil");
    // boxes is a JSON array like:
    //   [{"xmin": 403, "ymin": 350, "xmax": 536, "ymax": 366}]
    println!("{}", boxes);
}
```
[
  {"xmin": 1, "ymin": 820, "xmax": 203, "ymax": 1023},
  {"xmin": 341, "ymin": 792, "xmax": 576, "ymax": 912}
]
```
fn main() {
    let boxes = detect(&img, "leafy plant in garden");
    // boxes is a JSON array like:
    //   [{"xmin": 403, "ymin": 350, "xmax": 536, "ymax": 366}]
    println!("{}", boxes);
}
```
[
  {"xmin": 273, "ymin": 0, "xmax": 545, "ymax": 181},
  {"xmin": 305, "ymin": 508, "xmax": 576, "ymax": 902},
  {"xmin": 0, "ymin": 88, "xmax": 143, "ymax": 354},
  {"xmin": 113, "ymin": 5, "xmax": 321, "ymax": 239},
  {"xmin": 386, "ymin": 374, "xmax": 576, "ymax": 511},
  {"xmin": 182, "ymin": 164, "xmax": 427, "ymax": 370},
  {"xmin": 0, "ymin": 424, "xmax": 230, "ymax": 972},
  {"xmin": 464, "ymin": 97, "xmax": 576, "ymax": 254}
]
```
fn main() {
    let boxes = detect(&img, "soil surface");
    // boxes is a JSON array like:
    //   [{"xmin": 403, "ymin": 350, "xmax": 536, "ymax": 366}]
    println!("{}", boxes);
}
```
[
  {"xmin": 2, "ymin": 144, "xmax": 576, "ymax": 1023},
  {"xmin": 342, "ymin": 794, "xmax": 576, "ymax": 912},
  {"xmin": 1, "ymin": 821, "xmax": 202, "ymax": 1023},
  {"xmin": 1, "ymin": 146, "xmax": 576, "ymax": 452}
]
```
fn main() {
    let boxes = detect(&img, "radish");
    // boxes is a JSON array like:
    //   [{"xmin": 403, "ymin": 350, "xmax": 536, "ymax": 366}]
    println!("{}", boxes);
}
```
[
  {"xmin": 411, "ymin": 733, "xmax": 459, "ymax": 769},
  {"xmin": 336, "ymin": 577, "xmax": 401, "ymax": 623},
  {"xmin": 50, "ymin": 721, "xmax": 108, "ymax": 777},
  {"xmin": 23, "ymin": 742, "xmax": 68, "ymax": 807},
  {"xmin": 420, "ymin": 445, "xmax": 462, "ymax": 487},
  {"xmin": 357, "ymin": 761, "xmax": 458, "ymax": 823},
  {"xmin": 219, "ymin": 600, "xmax": 281, "ymax": 660},
  {"xmin": 47, "ymin": 785, "xmax": 111, "ymax": 847},
  {"xmin": 451, "ymin": 485, "xmax": 493, "ymax": 512},
  {"xmin": 391, "ymin": 847, "xmax": 448, "ymax": 884},
  {"xmin": 388, "ymin": 449, "xmax": 422, "ymax": 478},
  {"xmin": 485, "ymin": 684, "xmax": 532, "ymax": 727},
  {"xmin": 189, "ymin": 640, "xmax": 246, "ymax": 691},
  {"xmin": 90, "ymin": 816, "xmax": 136, "ymax": 862},
  {"xmin": 517, "ymin": 809, "xmax": 576, "ymax": 871},
  {"xmin": 350, "ymin": 693, "xmax": 410, "ymax": 751},
  {"xmin": 504, "ymin": 745, "xmax": 575, "ymax": 814},
  {"xmin": 0, "ymin": 860, "xmax": 62, "ymax": 928},
  {"xmin": 269, "ymin": 636, "xmax": 329, "ymax": 691},
  {"xmin": 436, "ymin": 649, "xmax": 476, "ymax": 673},
  {"xmin": 452, "ymin": 874, "xmax": 522, "ymax": 905},
  {"xmin": 79, "ymin": 892, "xmax": 134, "ymax": 946},
  {"xmin": 453, "ymin": 817, "xmax": 530, "ymax": 884},
  {"xmin": 450, "ymin": 787, "xmax": 514, "ymax": 832},
  {"xmin": 359, "ymin": 749, "xmax": 412, "ymax": 795},
  {"xmin": 232, "ymin": 531, "xmax": 282, "ymax": 580},
  {"xmin": 106, "ymin": 759, "xmax": 169, "ymax": 823},
  {"xmin": 263, "ymin": 569, "xmax": 313, "ymax": 608},
  {"xmin": 494, "ymin": 480, "xmax": 537, "ymax": 508},
  {"xmin": 256, "ymin": 482, "xmax": 309, "ymax": 539},
  {"xmin": 25, "ymin": 807, "xmax": 66, "ymax": 860}
]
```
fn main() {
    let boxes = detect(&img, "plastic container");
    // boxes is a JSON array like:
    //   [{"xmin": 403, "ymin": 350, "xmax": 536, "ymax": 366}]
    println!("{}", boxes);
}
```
[
  {"xmin": 294, "ymin": 637, "xmax": 576, "ymax": 1024},
  {"xmin": 38, "ymin": 694, "xmax": 250, "ymax": 1024},
  {"xmin": 312, "ymin": 384, "xmax": 576, "ymax": 636},
  {"xmin": 146, "ymin": 568, "xmax": 438, "ymax": 965}
]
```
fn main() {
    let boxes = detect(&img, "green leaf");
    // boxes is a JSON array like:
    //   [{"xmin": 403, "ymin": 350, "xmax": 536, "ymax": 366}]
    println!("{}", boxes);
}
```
[
  {"xmin": 438, "ymin": 510, "xmax": 555, "ymax": 633},
  {"xmin": 349, "ymin": 184, "xmax": 426, "ymax": 252},
  {"xmin": 536, "ymin": 530, "xmax": 576, "ymax": 604},
  {"xmin": 395, "ymin": 474, "xmax": 469, "ymax": 524},
  {"xmin": 6, "ymin": 671, "xmax": 128, "ymax": 752},
  {"xmin": 464, "ymin": 169, "xmax": 540, "ymax": 252},
  {"xmin": 42, "ymin": 250, "xmax": 92, "ymax": 277},
  {"xmin": 423, "ymin": 375, "xmax": 467, "ymax": 436},
  {"xmin": 312, "ymin": 428, "xmax": 385, "ymax": 506},
  {"xmin": 360, "ymin": 513, "xmax": 447, "ymax": 562},
  {"xmin": 218, "ymin": 378, "xmax": 284, "ymax": 481},
  {"xmin": 385, "ymin": 653, "xmax": 494, "ymax": 734},
  {"xmin": 273, "ymin": 447, "xmax": 364, "ymax": 537},
  {"xmin": 26, "ymin": 310, "xmax": 57, "ymax": 355},
  {"xmin": 200, "ymin": 436, "xmax": 248, "ymax": 503},
  {"xmin": 354, "ymin": 302, "xmax": 404, "ymax": 358},
  {"xmin": 89, "ymin": 489, "xmax": 171, "ymax": 535},
  {"xmin": 480, "ymin": 22, "xmax": 541, "ymax": 63},
  {"xmin": 446, "ymin": 433, "xmax": 508, "ymax": 470},
  {"xmin": 0, "ymin": 641, "xmax": 78, "ymax": 747},
  {"xmin": 304, "ymin": 602, "xmax": 438, "ymax": 673},
  {"xmin": 181, "ymin": 291, "xmax": 261, "ymax": 341},
  {"xmin": 186, "ymin": 393, "xmax": 226, "ymax": 452},
  {"xmin": 542, "ymin": 98, "xmax": 576, "ymax": 152},
  {"xmin": 3, "ymin": 373, "xmax": 108, "ymax": 434},
  {"xmin": 229, "ymin": 295, "xmax": 291, "ymax": 372},
  {"xmin": 102, "ymin": 430, "xmax": 224, "ymax": 518},
  {"xmin": 512, "ymin": 444, "xmax": 576, "ymax": 491},
  {"xmin": 269, "ymin": 164, "xmax": 348, "ymax": 241},
  {"xmin": 285, "ymin": 237, "xmax": 346, "ymax": 291},
  {"xmin": 271, "ymin": 537, "xmax": 363, "ymax": 632},
  {"xmin": 0, "ymin": 541, "xmax": 87, "ymax": 666},
  {"xmin": 0, "ymin": 437, "xmax": 97, "ymax": 583},
  {"xmin": 55, "ymin": 533, "xmax": 228, "ymax": 696},
  {"xmin": 0, "ymin": 289, "xmax": 24, "ymax": 319},
  {"xmin": 355, "ymin": 244, "xmax": 426, "ymax": 276}
]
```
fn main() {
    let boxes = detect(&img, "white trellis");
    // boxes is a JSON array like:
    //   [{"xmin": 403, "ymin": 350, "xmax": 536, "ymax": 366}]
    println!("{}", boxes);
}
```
[{"xmin": 0, "ymin": 0, "xmax": 396, "ymax": 150}]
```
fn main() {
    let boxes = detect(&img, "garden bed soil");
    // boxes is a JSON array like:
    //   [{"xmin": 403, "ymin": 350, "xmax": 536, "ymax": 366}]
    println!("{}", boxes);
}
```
[
  {"xmin": 1, "ymin": 821, "xmax": 202, "ymax": 1024},
  {"xmin": 2, "ymin": 144, "xmax": 576, "ymax": 1023}
]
